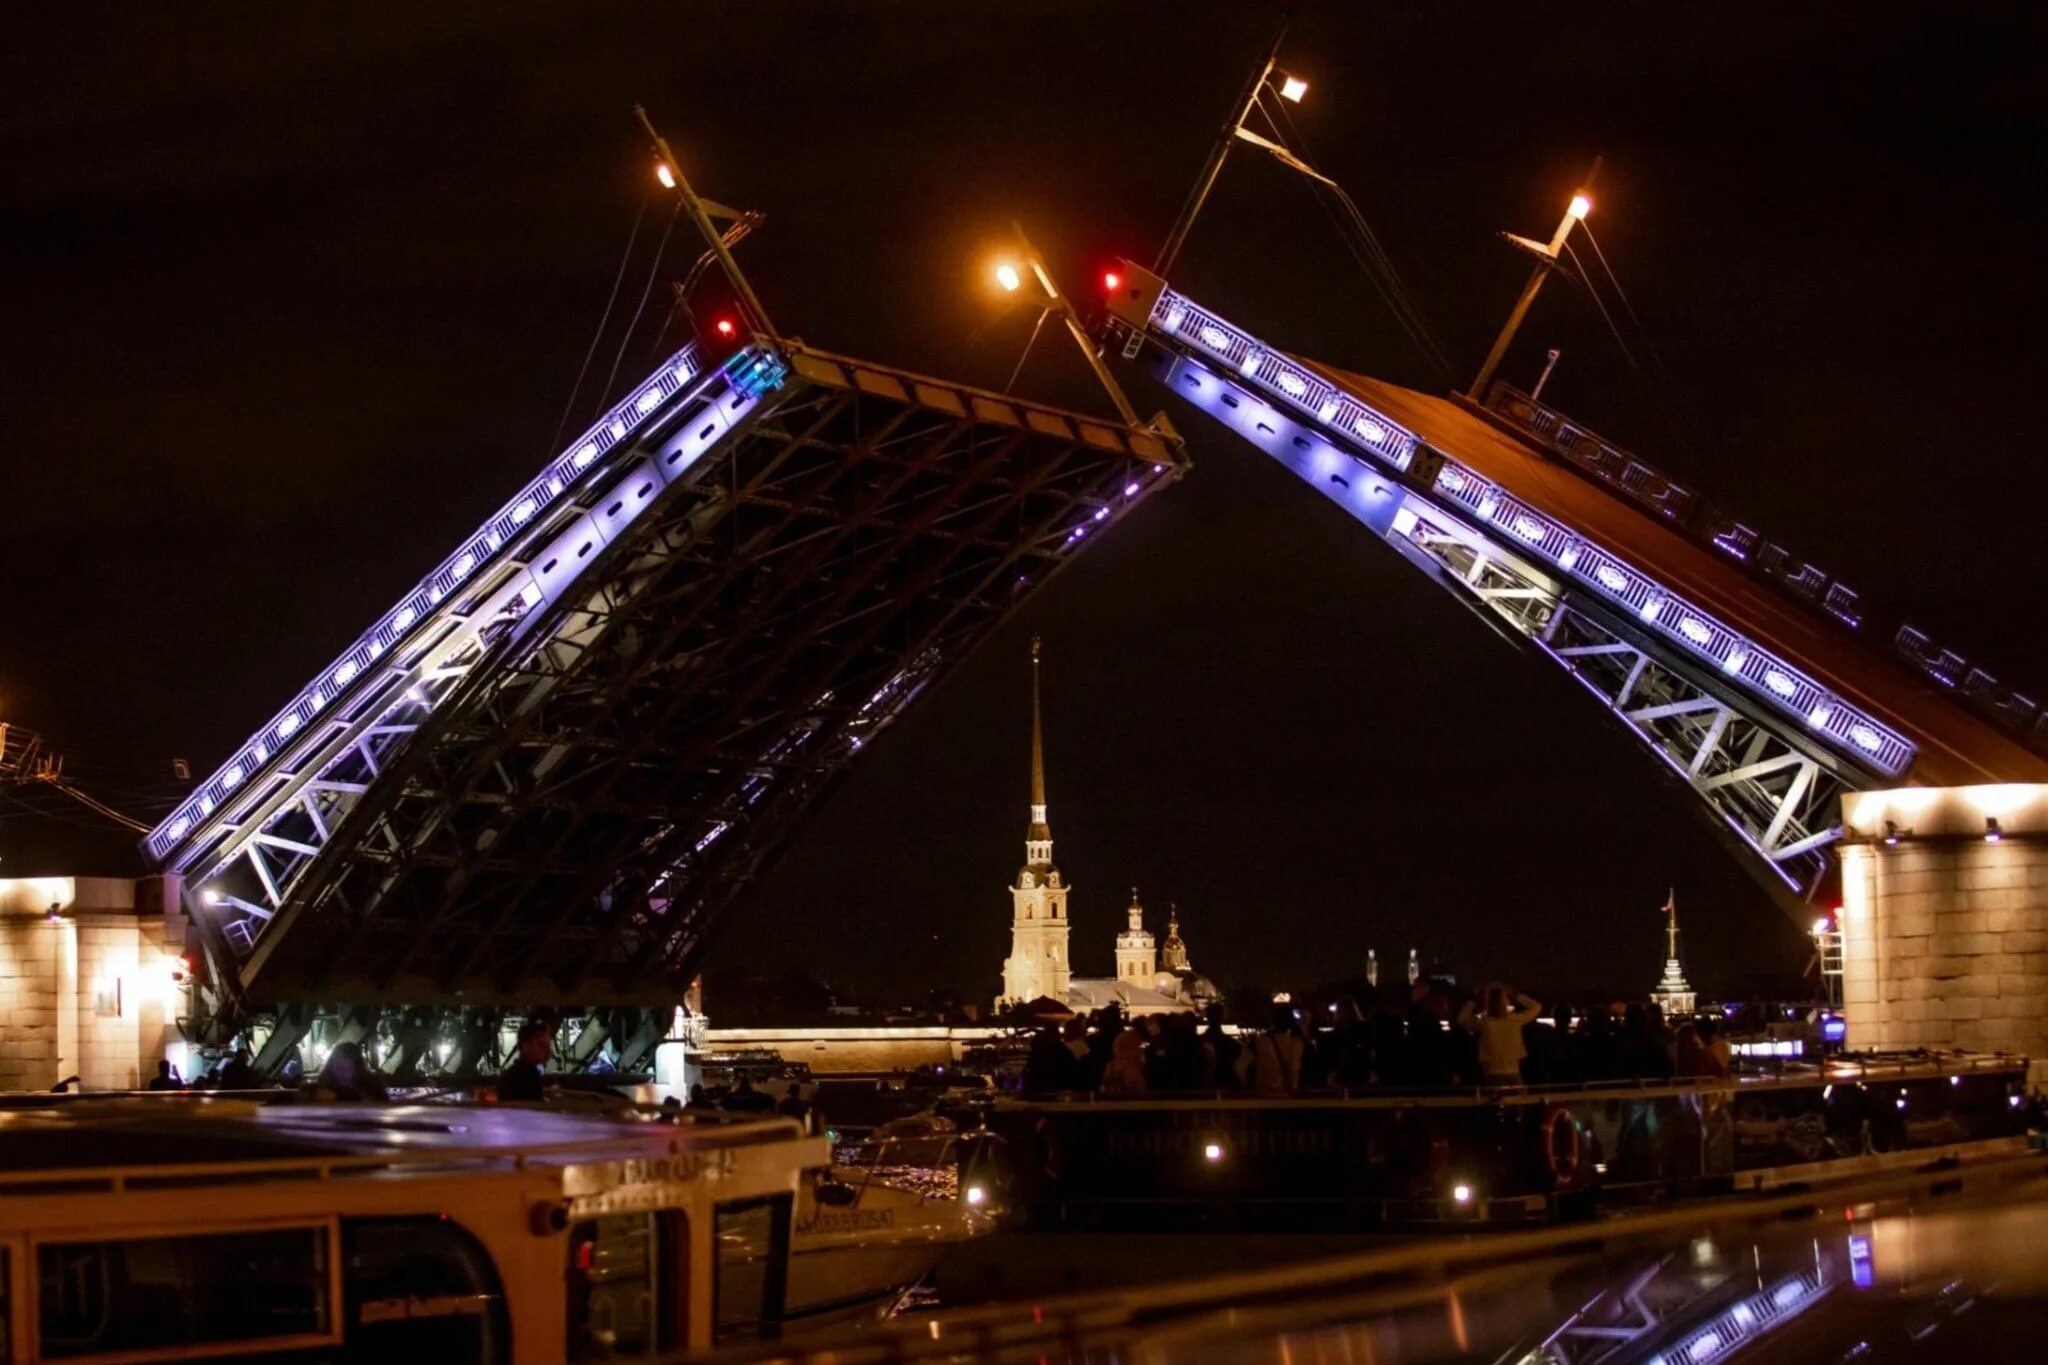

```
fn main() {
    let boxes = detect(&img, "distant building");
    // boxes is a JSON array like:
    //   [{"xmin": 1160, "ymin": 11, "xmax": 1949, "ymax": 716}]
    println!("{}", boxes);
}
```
[
  {"xmin": 0, "ymin": 875, "xmax": 189, "ymax": 1091},
  {"xmin": 1649, "ymin": 888, "xmax": 1697, "ymax": 1015},
  {"xmin": 998, "ymin": 636, "xmax": 1073, "ymax": 1009},
  {"xmin": 995, "ymin": 640, "xmax": 1216, "ymax": 1017}
]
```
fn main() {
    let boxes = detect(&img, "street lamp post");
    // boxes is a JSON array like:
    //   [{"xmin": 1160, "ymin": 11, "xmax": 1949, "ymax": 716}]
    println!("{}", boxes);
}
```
[
  {"xmin": 1152, "ymin": 15, "xmax": 1294, "ymax": 277},
  {"xmin": 992, "ymin": 224, "xmax": 1143, "ymax": 429},
  {"xmin": 635, "ymin": 105, "xmax": 781, "ymax": 349},
  {"xmin": 1466, "ymin": 162, "xmax": 1601, "ymax": 403}
]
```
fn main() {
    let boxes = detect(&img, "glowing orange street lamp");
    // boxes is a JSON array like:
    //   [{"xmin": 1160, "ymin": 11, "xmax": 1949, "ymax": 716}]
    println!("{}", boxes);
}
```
[{"xmin": 1467, "ymin": 161, "xmax": 1603, "ymax": 402}]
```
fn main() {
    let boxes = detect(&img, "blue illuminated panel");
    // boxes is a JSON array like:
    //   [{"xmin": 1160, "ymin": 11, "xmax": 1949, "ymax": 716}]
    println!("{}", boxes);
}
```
[
  {"xmin": 1145, "ymin": 287, "xmax": 1916, "ymax": 779},
  {"xmin": 148, "ymin": 344, "xmax": 721, "ymax": 865}
]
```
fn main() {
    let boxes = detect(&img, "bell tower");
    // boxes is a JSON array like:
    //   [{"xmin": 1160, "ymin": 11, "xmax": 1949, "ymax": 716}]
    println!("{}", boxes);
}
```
[
  {"xmin": 1115, "ymin": 886, "xmax": 1157, "ymax": 981},
  {"xmin": 1000, "ymin": 637, "xmax": 1071, "ymax": 1007}
]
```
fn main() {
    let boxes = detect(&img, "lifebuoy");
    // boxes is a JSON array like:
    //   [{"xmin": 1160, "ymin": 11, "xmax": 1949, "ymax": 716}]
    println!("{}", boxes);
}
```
[{"xmin": 1540, "ymin": 1104, "xmax": 1581, "ymax": 1183}]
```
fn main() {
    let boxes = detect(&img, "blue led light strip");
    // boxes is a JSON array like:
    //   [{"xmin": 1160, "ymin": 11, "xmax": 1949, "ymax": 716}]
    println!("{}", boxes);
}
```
[
  {"xmin": 1148, "ymin": 288, "xmax": 1916, "ymax": 778},
  {"xmin": 148, "ymin": 345, "xmax": 708, "ymax": 863}
]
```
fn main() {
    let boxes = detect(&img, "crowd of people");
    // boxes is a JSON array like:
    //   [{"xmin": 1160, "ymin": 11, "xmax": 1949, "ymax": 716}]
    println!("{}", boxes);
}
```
[{"xmin": 1019, "ymin": 980, "xmax": 1733, "ymax": 1095}]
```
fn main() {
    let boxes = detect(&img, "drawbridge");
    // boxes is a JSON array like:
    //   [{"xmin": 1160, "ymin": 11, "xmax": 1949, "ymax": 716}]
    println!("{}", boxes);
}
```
[
  {"xmin": 142, "ymin": 143, "xmax": 2046, "ymax": 1077},
  {"xmin": 145, "ymin": 317, "xmax": 1183, "ymax": 1073},
  {"xmin": 1102, "ymin": 263, "xmax": 2048, "ymax": 904}
]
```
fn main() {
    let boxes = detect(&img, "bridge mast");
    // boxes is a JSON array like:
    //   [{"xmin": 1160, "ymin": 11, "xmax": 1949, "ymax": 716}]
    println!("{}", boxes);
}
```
[
  {"xmin": 1152, "ymin": 10, "xmax": 1291, "ymax": 277},
  {"xmin": 1466, "ymin": 157, "xmax": 1602, "ymax": 401},
  {"xmin": 635, "ymin": 105, "xmax": 781, "ymax": 348}
]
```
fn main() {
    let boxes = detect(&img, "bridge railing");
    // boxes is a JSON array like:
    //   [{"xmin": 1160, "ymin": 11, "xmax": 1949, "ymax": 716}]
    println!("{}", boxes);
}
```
[
  {"xmin": 1138, "ymin": 284, "xmax": 1915, "ymax": 778},
  {"xmin": 1485, "ymin": 381, "xmax": 2048, "ymax": 759},
  {"xmin": 145, "ymin": 344, "xmax": 712, "ymax": 869}
]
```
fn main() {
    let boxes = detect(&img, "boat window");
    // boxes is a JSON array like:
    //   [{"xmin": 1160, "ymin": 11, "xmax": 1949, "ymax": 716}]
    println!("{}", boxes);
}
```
[
  {"xmin": 714, "ymin": 1195, "xmax": 791, "ymax": 1337},
  {"xmin": 344, "ymin": 1218, "xmax": 509, "ymax": 1364},
  {"xmin": 36, "ymin": 1225, "xmax": 330, "ymax": 1360},
  {"xmin": 567, "ymin": 1212, "xmax": 662, "ymax": 1360}
]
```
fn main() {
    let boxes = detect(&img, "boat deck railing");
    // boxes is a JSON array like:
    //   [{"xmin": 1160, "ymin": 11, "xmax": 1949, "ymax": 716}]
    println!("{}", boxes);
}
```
[{"xmin": 993, "ymin": 1050, "xmax": 2029, "ymax": 1110}]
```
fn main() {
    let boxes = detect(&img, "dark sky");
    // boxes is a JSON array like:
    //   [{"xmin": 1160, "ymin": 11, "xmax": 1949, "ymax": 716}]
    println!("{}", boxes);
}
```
[{"xmin": 4, "ymin": 3, "xmax": 2044, "ymax": 1004}]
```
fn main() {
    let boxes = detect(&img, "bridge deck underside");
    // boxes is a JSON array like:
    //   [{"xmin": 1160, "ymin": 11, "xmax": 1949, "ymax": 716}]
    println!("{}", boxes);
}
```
[{"xmin": 234, "ymin": 363, "xmax": 1171, "ymax": 1010}]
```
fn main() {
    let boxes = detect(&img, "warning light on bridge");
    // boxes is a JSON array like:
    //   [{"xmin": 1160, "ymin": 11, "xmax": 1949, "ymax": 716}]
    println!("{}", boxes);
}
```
[
  {"xmin": 995, "ymin": 263, "xmax": 1022, "ymax": 293},
  {"xmin": 1102, "ymin": 270, "xmax": 1122, "ymax": 293},
  {"xmin": 655, "ymin": 162, "xmax": 677, "ymax": 190},
  {"xmin": 714, "ymin": 317, "xmax": 737, "ymax": 339},
  {"xmin": 1568, "ymin": 193, "xmax": 1593, "ymax": 220}
]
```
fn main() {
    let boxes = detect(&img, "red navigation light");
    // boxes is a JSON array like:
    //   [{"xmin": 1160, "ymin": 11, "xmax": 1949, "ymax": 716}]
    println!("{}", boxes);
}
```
[
  {"xmin": 1102, "ymin": 270, "xmax": 1122, "ymax": 293},
  {"xmin": 714, "ymin": 317, "xmax": 737, "ymax": 339}
]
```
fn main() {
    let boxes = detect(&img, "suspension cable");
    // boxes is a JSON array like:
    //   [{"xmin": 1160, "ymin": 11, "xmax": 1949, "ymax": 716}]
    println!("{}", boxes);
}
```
[
  {"xmin": 1256, "ymin": 91, "xmax": 1456, "ymax": 380},
  {"xmin": 596, "ymin": 199, "xmax": 684, "ymax": 417},
  {"xmin": 549, "ymin": 197, "xmax": 647, "ymax": 455}
]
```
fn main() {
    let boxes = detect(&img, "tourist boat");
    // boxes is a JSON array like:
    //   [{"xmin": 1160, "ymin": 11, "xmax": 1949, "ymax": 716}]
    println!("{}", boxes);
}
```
[
  {"xmin": 753, "ymin": 1166, "xmax": 996, "ymax": 1328},
  {"xmin": 0, "ymin": 1096, "xmax": 827, "ymax": 1361}
]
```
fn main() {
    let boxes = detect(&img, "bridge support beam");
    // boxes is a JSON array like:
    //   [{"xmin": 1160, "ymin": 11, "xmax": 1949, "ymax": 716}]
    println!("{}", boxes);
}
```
[{"xmin": 1838, "ymin": 785, "xmax": 2048, "ymax": 1083}]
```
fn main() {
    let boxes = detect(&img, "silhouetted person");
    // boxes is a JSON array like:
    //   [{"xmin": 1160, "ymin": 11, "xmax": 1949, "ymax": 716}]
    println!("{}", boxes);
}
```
[
  {"xmin": 1156, "ymin": 1013, "xmax": 1208, "ymax": 1091},
  {"xmin": 1324, "ymin": 997, "xmax": 1374, "ymax": 1088},
  {"xmin": 218, "ymin": 1048, "xmax": 259, "ymax": 1090},
  {"xmin": 1700, "ymin": 1016, "xmax": 1732, "ymax": 1075},
  {"xmin": 1459, "ymin": 985, "xmax": 1542, "ymax": 1086},
  {"xmin": 685, "ymin": 1082, "xmax": 717, "ymax": 1110},
  {"xmin": 1202, "ymin": 1003, "xmax": 1243, "ymax": 1089},
  {"xmin": 1102, "ymin": 1028, "xmax": 1149, "ymax": 1093},
  {"xmin": 1024, "ymin": 1025, "xmax": 1068, "ymax": 1092},
  {"xmin": 1619, "ymin": 1003, "xmax": 1674, "ymax": 1081},
  {"xmin": 777, "ymin": 1082, "xmax": 812, "ymax": 1132},
  {"xmin": 1399, "ymin": 982, "xmax": 1458, "ymax": 1087},
  {"xmin": 315, "ymin": 1041, "xmax": 388, "ymax": 1101},
  {"xmin": 497, "ymin": 1020, "xmax": 552, "ymax": 1102},
  {"xmin": 147, "ymin": 1061, "xmax": 183, "ymax": 1092},
  {"xmin": 722, "ymin": 1077, "xmax": 774, "ymax": 1112},
  {"xmin": 1674, "ymin": 1022, "xmax": 1726, "ymax": 1078},
  {"xmin": 1249, "ymin": 1005, "xmax": 1305, "ymax": 1095}
]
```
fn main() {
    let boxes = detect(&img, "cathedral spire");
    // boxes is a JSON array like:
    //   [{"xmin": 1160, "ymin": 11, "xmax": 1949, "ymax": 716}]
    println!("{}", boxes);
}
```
[
  {"xmin": 1023, "ymin": 636, "xmax": 1053, "ymax": 867},
  {"xmin": 1030, "ymin": 636, "xmax": 1046, "ymax": 817}
]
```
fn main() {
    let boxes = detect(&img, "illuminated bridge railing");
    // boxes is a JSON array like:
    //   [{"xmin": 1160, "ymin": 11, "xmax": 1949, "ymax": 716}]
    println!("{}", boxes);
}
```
[
  {"xmin": 1155, "ymin": 293, "xmax": 1417, "ymax": 470},
  {"xmin": 1145, "ymin": 287, "xmax": 1916, "ymax": 778},
  {"xmin": 1489, "ymin": 382, "xmax": 2047, "ymax": 756},
  {"xmin": 146, "ymin": 343, "xmax": 709, "ymax": 867}
]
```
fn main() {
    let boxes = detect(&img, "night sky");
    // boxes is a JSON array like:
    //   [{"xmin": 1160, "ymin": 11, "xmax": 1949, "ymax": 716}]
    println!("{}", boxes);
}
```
[{"xmin": 5, "ymin": 4, "xmax": 2043, "ymax": 1005}]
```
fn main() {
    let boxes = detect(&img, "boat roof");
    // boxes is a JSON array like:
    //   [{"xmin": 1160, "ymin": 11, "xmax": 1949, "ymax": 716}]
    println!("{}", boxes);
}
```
[{"xmin": 0, "ymin": 1098, "xmax": 802, "ymax": 1176}]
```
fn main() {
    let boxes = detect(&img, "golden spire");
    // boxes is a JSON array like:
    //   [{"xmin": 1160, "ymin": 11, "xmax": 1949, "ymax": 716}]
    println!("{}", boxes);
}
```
[
  {"xmin": 1026, "ymin": 635, "xmax": 1051, "ymax": 848},
  {"xmin": 1030, "ymin": 635, "xmax": 1045, "ymax": 811}
]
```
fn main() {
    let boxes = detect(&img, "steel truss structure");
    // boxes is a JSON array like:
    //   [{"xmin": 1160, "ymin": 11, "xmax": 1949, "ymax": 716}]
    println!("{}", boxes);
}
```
[
  {"xmin": 1521, "ymin": 1250, "xmax": 1837, "ymax": 1363},
  {"xmin": 1107, "ymin": 269, "xmax": 1911, "ymax": 903},
  {"xmin": 148, "ymin": 337, "xmax": 1182, "ymax": 1073}
]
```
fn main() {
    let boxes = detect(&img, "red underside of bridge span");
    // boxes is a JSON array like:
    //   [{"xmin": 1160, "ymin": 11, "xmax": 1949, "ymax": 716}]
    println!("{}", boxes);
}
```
[{"xmin": 1300, "ymin": 359, "xmax": 2048, "ymax": 790}]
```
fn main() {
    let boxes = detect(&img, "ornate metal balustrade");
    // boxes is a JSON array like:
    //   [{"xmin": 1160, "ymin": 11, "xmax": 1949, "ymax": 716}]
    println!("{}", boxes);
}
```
[
  {"xmin": 1111, "ymin": 268, "xmax": 1904, "ymax": 899},
  {"xmin": 1486, "ymin": 382, "xmax": 2048, "ymax": 757}
]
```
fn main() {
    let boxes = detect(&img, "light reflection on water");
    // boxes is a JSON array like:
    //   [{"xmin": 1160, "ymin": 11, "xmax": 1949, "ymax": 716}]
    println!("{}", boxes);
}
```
[{"xmin": 1098, "ymin": 1188, "xmax": 2048, "ymax": 1364}]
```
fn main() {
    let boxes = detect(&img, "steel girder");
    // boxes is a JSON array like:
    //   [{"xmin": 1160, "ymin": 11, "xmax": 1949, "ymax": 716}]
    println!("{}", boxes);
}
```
[
  {"xmin": 1115, "ymin": 293, "xmax": 1879, "ymax": 904},
  {"xmin": 162, "ymin": 340, "xmax": 1183, "ymax": 1067},
  {"xmin": 1398, "ymin": 499, "xmax": 1847, "ymax": 897}
]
